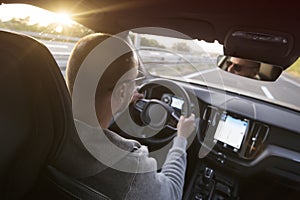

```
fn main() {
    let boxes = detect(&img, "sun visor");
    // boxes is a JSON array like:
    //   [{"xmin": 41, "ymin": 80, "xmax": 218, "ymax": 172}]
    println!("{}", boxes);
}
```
[{"xmin": 224, "ymin": 28, "xmax": 295, "ymax": 69}]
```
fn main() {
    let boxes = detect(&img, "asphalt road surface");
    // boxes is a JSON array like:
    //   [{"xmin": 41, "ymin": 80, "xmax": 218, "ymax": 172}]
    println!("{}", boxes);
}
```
[{"xmin": 181, "ymin": 67, "xmax": 300, "ymax": 111}]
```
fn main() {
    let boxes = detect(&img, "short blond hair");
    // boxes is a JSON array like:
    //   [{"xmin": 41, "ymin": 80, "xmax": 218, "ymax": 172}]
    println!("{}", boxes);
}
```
[{"xmin": 66, "ymin": 33, "xmax": 136, "ymax": 97}]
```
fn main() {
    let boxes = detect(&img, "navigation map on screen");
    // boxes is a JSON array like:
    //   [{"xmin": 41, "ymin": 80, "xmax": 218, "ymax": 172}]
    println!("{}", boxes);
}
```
[{"xmin": 214, "ymin": 113, "xmax": 248, "ymax": 149}]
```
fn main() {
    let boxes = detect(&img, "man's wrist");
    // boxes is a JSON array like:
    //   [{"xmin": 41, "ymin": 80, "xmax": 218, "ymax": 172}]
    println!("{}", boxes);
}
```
[{"xmin": 173, "ymin": 135, "xmax": 188, "ymax": 150}]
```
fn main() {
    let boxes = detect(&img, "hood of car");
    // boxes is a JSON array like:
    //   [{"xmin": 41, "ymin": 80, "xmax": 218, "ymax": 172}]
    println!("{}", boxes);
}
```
[{"xmin": 2, "ymin": 0, "xmax": 300, "ymax": 68}]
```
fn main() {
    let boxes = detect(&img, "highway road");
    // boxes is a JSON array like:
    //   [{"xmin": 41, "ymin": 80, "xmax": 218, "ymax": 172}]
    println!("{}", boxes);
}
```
[
  {"xmin": 180, "ymin": 67, "xmax": 300, "ymax": 110},
  {"xmin": 42, "ymin": 39, "xmax": 76, "ymax": 77}
]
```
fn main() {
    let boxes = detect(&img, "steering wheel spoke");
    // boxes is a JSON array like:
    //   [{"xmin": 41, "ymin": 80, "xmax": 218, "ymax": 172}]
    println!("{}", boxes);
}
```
[
  {"xmin": 166, "ymin": 112, "xmax": 180, "ymax": 130},
  {"xmin": 134, "ymin": 99, "xmax": 149, "ymax": 112}
]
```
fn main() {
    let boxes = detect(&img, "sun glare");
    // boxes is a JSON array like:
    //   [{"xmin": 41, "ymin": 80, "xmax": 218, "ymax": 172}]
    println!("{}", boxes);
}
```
[
  {"xmin": 56, "ymin": 13, "xmax": 73, "ymax": 25},
  {"xmin": 0, "ymin": 4, "xmax": 74, "ymax": 26}
]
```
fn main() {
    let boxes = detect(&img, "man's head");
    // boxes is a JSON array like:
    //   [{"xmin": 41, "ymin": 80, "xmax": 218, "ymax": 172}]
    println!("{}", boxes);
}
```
[
  {"xmin": 66, "ymin": 33, "xmax": 138, "ymax": 127},
  {"xmin": 227, "ymin": 57, "xmax": 260, "ymax": 79}
]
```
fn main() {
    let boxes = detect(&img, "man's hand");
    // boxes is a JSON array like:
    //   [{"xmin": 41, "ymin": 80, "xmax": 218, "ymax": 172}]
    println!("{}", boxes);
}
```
[
  {"xmin": 131, "ymin": 90, "xmax": 144, "ymax": 103},
  {"xmin": 177, "ymin": 114, "xmax": 195, "ymax": 138}
]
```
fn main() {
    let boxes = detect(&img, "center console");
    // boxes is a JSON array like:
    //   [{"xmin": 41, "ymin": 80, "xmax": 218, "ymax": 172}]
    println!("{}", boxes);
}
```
[
  {"xmin": 184, "ymin": 105, "xmax": 270, "ymax": 200},
  {"xmin": 199, "ymin": 106, "xmax": 269, "ymax": 161},
  {"xmin": 185, "ymin": 163, "xmax": 239, "ymax": 200}
]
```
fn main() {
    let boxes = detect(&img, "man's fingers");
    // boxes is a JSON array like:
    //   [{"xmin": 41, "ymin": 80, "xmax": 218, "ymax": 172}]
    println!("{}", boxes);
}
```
[{"xmin": 185, "ymin": 113, "xmax": 195, "ymax": 121}]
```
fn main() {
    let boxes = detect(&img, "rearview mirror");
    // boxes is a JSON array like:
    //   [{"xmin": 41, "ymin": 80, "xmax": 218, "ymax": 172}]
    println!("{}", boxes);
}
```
[{"xmin": 217, "ymin": 55, "xmax": 283, "ymax": 81}]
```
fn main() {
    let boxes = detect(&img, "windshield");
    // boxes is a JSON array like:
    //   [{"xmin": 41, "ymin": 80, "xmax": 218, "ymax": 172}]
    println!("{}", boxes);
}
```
[
  {"xmin": 130, "ymin": 32, "xmax": 300, "ymax": 111},
  {"xmin": 1, "ymin": 4, "xmax": 299, "ymax": 112}
]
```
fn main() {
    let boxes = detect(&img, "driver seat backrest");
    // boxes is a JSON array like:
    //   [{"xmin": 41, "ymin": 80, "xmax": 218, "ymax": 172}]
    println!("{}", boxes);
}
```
[{"xmin": 0, "ymin": 30, "xmax": 110, "ymax": 200}]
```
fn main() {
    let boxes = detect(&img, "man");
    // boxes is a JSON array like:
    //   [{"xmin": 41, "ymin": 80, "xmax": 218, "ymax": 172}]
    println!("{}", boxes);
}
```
[
  {"xmin": 226, "ymin": 57, "xmax": 260, "ymax": 79},
  {"xmin": 66, "ymin": 33, "xmax": 195, "ymax": 199}
]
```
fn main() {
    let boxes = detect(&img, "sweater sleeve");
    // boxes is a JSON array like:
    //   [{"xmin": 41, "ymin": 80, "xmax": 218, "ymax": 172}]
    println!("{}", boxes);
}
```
[{"xmin": 125, "ymin": 135, "xmax": 188, "ymax": 200}]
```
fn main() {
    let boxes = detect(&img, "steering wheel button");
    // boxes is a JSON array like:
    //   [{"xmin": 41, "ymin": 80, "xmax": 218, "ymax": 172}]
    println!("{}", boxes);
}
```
[{"xmin": 136, "ymin": 100, "xmax": 145, "ymax": 109}]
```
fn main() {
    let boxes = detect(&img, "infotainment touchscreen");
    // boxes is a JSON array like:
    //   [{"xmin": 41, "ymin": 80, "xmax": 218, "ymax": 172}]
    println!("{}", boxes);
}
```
[{"xmin": 214, "ymin": 113, "xmax": 249, "ymax": 150}]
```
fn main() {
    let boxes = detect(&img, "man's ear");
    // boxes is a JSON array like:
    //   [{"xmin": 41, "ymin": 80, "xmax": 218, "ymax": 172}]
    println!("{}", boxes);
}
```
[
  {"xmin": 114, "ymin": 83, "xmax": 126, "ymax": 100},
  {"xmin": 119, "ymin": 83, "xmax": 126, "ymax": 98}
]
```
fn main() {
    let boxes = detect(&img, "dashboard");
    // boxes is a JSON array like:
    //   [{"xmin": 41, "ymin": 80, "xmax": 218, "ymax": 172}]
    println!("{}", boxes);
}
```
[
  {"xmin": 161, "ymin": 93, "xmax": 184, "ymax": 116},
  {"xmin": 140, "ymin": 81, "xmax": 300, "ymax": 196}
]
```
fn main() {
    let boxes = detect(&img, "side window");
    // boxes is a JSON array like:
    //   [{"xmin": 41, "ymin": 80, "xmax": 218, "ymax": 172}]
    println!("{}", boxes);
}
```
[
  {"xmin": 0, "ymin": 4, "xmax": 94, "ymax": 77},
  {"xmin": 286, "ymin": 57, "xmax": 300, "ymax": 79}
]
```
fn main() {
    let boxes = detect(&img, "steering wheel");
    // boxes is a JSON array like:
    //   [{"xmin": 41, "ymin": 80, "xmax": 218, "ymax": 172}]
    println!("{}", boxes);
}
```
[{"xmin": 133, "ymin": 78, "xmax": 193, "ymax": 143}]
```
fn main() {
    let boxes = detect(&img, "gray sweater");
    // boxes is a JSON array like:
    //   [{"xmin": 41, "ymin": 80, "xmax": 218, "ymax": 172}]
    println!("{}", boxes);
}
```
[{"xmin": 75, "ymin": 119, "xmax": 188, "ymax": 200}]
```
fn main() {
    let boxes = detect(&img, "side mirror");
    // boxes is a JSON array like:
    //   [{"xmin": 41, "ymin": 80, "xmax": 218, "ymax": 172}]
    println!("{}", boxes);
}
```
[{"xmin": 217, "ymin": 55, "xmax": 283, "ymax": 81}]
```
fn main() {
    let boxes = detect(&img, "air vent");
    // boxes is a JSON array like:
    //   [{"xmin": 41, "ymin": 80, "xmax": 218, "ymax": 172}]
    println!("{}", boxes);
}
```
[
  {"xmin": 202, "ymin": 106, "xmax": 220, "ymax": 126},
  {"xmin": 244, "ymin": 122, "xmax": 269, "ymax": 159},
  {"xmin": 199, "ymin": 106, "xmax": 220, "ymax": 142}
]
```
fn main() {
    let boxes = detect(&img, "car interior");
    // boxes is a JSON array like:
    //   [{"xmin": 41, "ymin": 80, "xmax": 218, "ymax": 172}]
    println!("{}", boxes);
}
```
[{"xmin": 1, "ymin": 0, "xmax": 300, "ymax": 200}]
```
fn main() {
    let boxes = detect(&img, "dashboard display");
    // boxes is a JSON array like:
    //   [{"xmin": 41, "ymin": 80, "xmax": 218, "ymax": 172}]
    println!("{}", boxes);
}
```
[
  {"xmin": 171, "ymin": 96, "xmax": 184, "ymax": 110},
  {"xmin": 214, "ymin": 113, "xmax": 248, "ymax": 150}
]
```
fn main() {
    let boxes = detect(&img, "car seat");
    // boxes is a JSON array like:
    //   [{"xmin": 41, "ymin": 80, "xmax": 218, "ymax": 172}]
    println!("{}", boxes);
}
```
[{"xmin": 0, "ymin": 30, "xmax": 110, "ymax": 200}]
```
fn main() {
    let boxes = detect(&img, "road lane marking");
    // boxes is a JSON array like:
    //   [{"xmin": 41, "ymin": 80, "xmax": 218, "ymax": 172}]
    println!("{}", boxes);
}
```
[
  {"xmin": 52, "ymin": 52, "xmax": 71, "ymax": 56},
  {"xmin": 261, "ymin": 86, "xmax": 275, "ymax": 100},
  {"xmin": 183, "ymin": 68, "xmax": 218, "ymax": 79},
  {"xmin": 281, "ymin": 76, "xmax": 300, "ymax": 88}
]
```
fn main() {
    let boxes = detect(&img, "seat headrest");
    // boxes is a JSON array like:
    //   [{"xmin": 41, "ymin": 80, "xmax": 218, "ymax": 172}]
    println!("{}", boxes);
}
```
[{"xmin": 0, "ymin": 30, "xmax": 72, "ymax": 199}]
